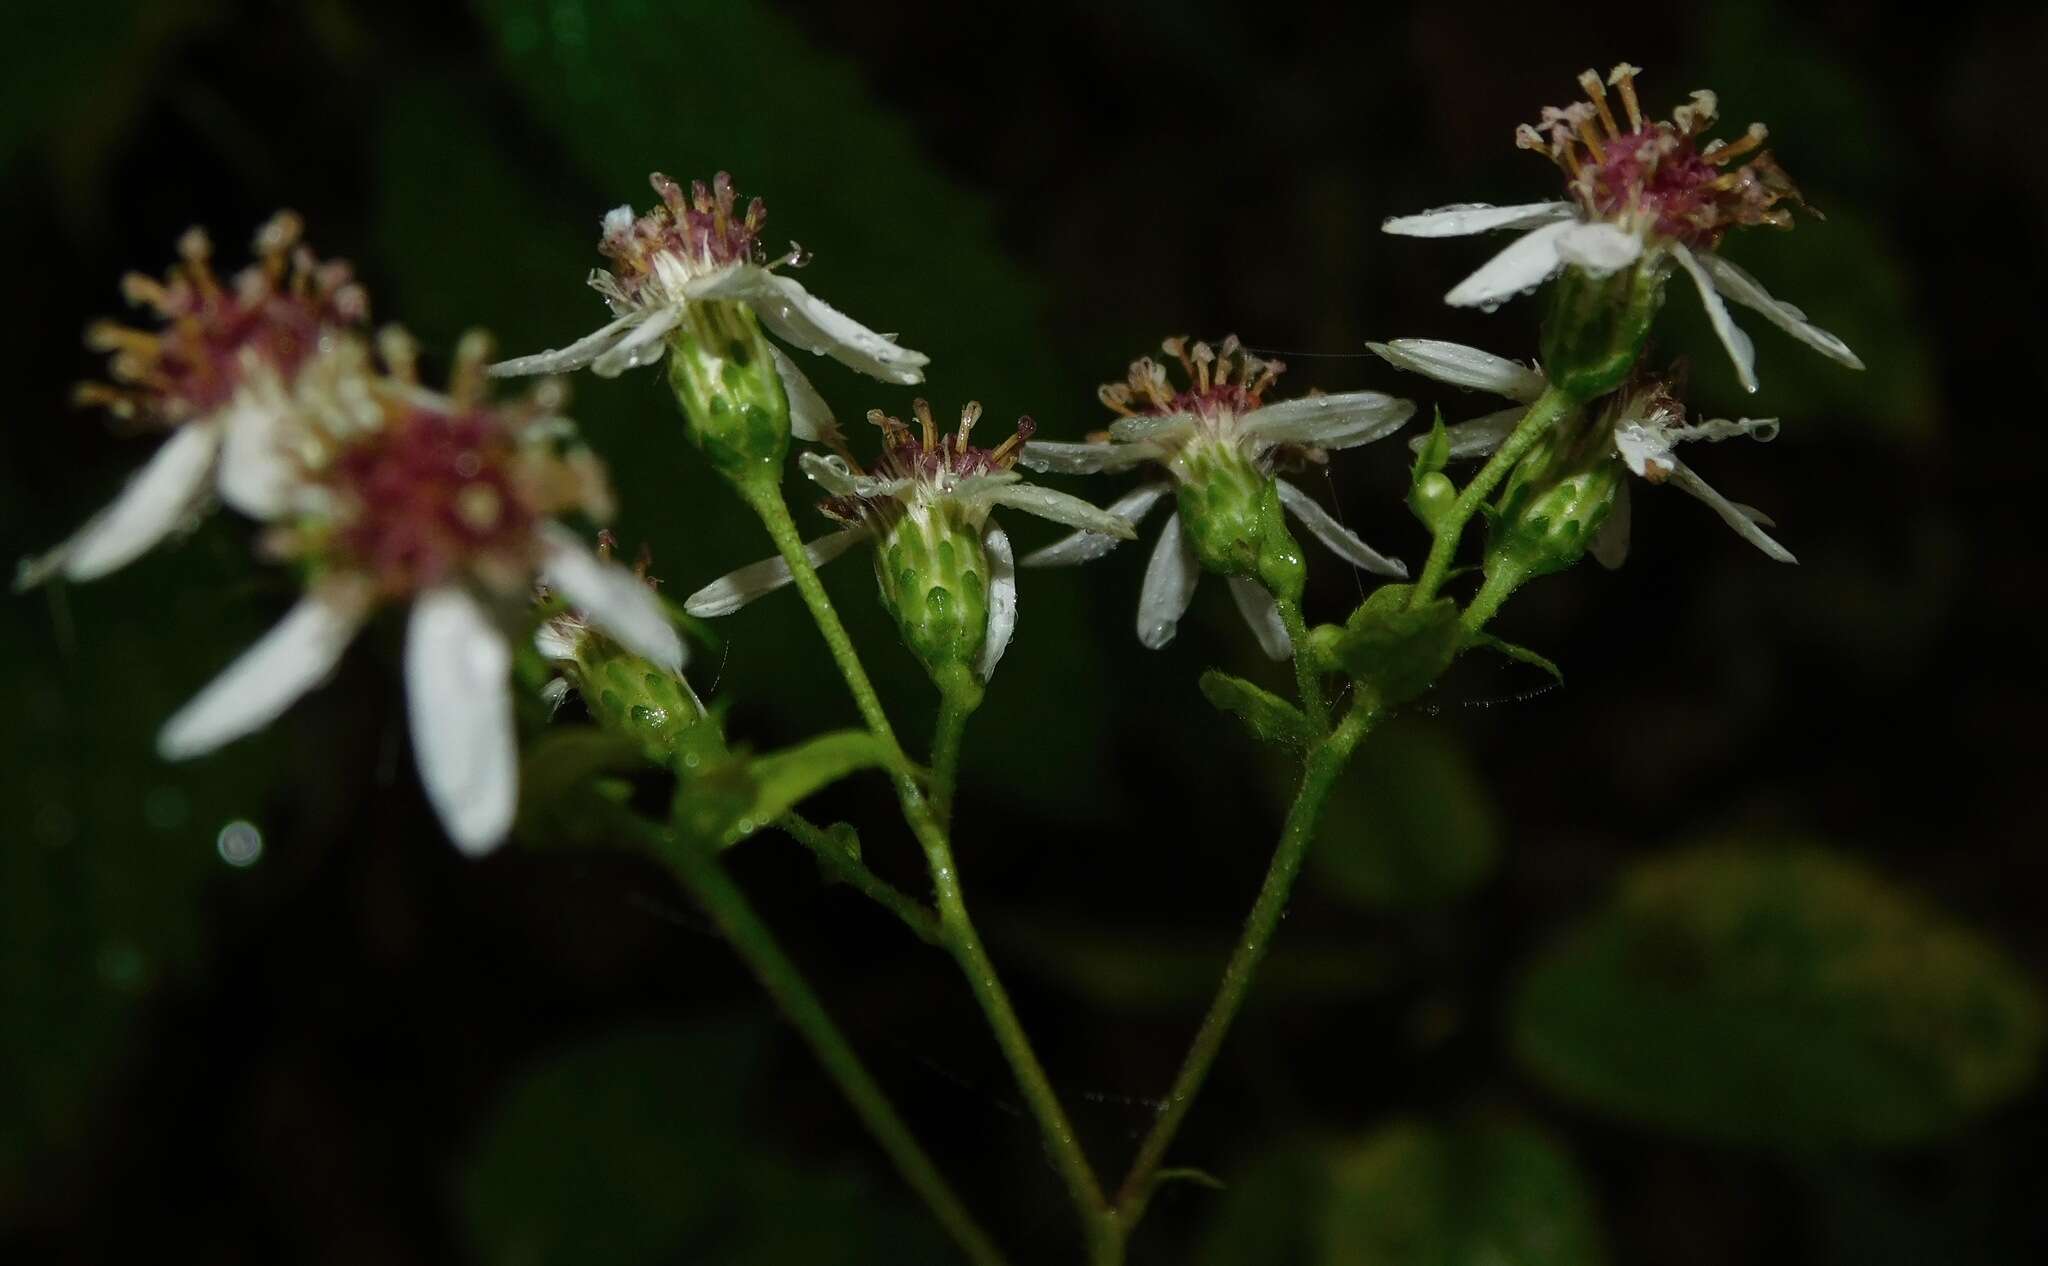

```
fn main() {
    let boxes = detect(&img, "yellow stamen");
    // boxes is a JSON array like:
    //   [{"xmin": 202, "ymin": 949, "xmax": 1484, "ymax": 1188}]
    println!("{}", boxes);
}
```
[
  {"xmin": 1579, "ymin": 69, "xmax": 1619, "ymax": 137},
  {"xmin": 913, "ymin": 398, "xmax": 938, "ymax": 452},
  {"xmin": 1705, "ymin": 122, "xmax": 1768, "ymax": 166},
  {"xmin": 1608, "ymin": 63, "xmax": 1643, "ymax": 131},
  {"xmin": 956, "ymin": 400, "xmax": 982, "ymax": 453}
]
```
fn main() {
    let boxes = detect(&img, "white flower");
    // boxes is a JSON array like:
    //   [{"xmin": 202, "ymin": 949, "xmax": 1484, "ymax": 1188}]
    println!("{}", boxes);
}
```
[
  {"xmin": 157, "ymin": 332, "xmax": 684, "ymax": 855},
  {"xmin": 1381, "ymin": 64, "xmax": 1861, "ymax": 392},
  {"xmin": 1017, "ymin": 336, "xmax": 1413, "ymax": 657},
  {"xmin": 18, "ymin": 214, "xmax": 369, "ymax": 589},
  {"xmin": 1372, "ymin": 338, "xmax": 1793, "ymax": 563},
  {"xmin": 486, "ymin": 172, "xmax": 928, "ymax": 422},
  {"xmin": 684, "ymin": 401, "xmax": 1132, "ymax": 682}
]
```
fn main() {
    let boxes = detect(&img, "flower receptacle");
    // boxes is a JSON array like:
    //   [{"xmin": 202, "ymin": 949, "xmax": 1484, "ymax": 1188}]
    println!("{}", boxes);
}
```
[
  {"xmin": 666, "ymin": 299, "xmax": 791, "ymax": 482},
  {"xmin": 874, "ymin": 503, "xmax": 993, "ymax": 682},
  {"xmin": 1540, "ymin": 259, "xmax": 1665, "ymax": 402}
]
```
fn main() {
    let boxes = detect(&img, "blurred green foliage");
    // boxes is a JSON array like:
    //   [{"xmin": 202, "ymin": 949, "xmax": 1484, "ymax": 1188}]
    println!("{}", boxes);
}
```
[
  {"xmin": 1199, "ymin": 1120, "xmax": 1606, "ymax": 1266},
  {"xmin": 1304, "ymin": 718, "xmax": 1499, "ymax": 912},
  {"xmin": 1513, "ymin": 840, "xmax": 2043, "ymax": 1147}
]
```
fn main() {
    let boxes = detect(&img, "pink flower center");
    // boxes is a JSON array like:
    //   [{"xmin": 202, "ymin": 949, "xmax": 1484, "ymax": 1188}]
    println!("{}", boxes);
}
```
[
  {"xmin": 820, "ymin": 400, "xmax": 1034, "ymax": 525},
  {"xmin": 600, "ymin": 171, "xmax": 766, "ymax": 302},
  {"xmin": 1099, "ymin": 335, "xmax": 1283, "ymax": 428}
]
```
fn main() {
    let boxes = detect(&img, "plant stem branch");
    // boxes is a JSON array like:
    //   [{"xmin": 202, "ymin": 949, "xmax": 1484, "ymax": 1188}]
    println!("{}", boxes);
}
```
[
  {"xmin": 931, "ymin": 666, "xmax": 983, "ymax": 828},
  {"xmin": 1111, "ymin": 694, "xmax": 1379, "ymax": 1226},
  {"xmin": 640, "ymin": 818, "xmax": 1008, "ymax": 1266},
  {"xmin": 777, "ymin": 812, "xmax": 945, "ymax": 947},
  {"xmin": 1274, "ymin": 594, "xmax": 1328, "ymax": 732},
  {"xmin": 1410, "ymin": 386, "xmax": 1575, "ymax": 604}
]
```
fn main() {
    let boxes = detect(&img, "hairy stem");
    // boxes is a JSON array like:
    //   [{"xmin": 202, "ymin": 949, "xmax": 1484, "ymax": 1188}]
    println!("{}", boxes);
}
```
[
  {"xmin": 1274, "ymin": 594, "xmax": 1328, "ymax": 732},
  {"xmin": 931, "ymin": 665, "xmax": 983, "ymax": 828},
  {"xmin": 777, "ymin": 812, "xmax": 945, "ymax": 947},
  {"xmin": 641, "ymin": 819, "xmax": 1009, "ymax": 1266},
  {"xmin": 1410, "ymin": 386, "xmax": 1575, "ymax": 604},
  {"xmin": 1112, "ymin": 694, "xmax": 1379, "ymax": 1227}
]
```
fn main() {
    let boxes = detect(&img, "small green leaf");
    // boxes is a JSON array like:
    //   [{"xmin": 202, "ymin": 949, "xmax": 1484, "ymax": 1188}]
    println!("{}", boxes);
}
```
[
  {"xmin": 1470, "ymin": 633, "xmax": 1563, "ymax": 682},
  {"xmin": 1331, "ymin": 584, "xmax": 1461, "ymax": 705},
  {"xmin": 1409, "ymin": 410, "xmax": 1456, "ymax": 528},
  {"xmin": 1512, "ymin": 839, "xmax": 2045, "ymax": 1147},
  {"xmin": 1201, "ymin": 669, "xmax": 1315, "ymax": 747},
  {"xmin": 676, "ymin": 731, "xmax": 890, "ymax": 847}
]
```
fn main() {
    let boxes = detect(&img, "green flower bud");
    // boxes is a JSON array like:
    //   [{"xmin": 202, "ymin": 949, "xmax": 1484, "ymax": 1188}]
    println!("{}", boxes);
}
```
[
  {"xmin": 1174, "ymin": 440, "xmax": 1277, "ymax": 579},
  {"xmin": 665, "ymin": 299, "xmax": 790, "ymax": 482},
  {"xmin": 1539, "ymin": 258, "xmax": 1665, "ymax": 402},
  {"xmin": 873, "ymin": 500, "xmax": 993, "ymax": 680},
  {"xmin": 543, "ymin": 618, "xmax": 717, "ymax": 766},
  {"xmin": 1487, "ymin": 424, "xmax": 1625, "ymax": 580},
  {"xmin": 1409, "ymin": 470, "xmax": 1458, "ymax": 529}
]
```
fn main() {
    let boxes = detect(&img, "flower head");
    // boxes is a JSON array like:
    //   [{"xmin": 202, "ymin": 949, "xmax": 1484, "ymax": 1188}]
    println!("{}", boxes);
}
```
[
  {"xmin": 19, "ymin": 214, "xmax": 369, "ymax": 587},
  {"xmin": 1382, "ymin": 65, "xmax": 1862, "ymax": 392},
  {"xmin": 488, "ymin": 171, "xmax": 928, "ymax": 407},
  {"xmin": 1019, "ymin": 337, "xmax": 1413, "ymax": 656},
  {"xmin": 157, "ymin": 331, "xmax": 685, "ymax": 855},
  {"xmin": 1373, "ymin": 338, "xmax": 1792, "ymax": 563},
  {"xmin": 685, "ymin": 400, "xmax": 1133, "ymax": 682}
]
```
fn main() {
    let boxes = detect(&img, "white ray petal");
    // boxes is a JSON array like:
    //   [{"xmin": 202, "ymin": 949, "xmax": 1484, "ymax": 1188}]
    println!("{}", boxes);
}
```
[
  {"xmin": 215, "ymin": 395, "xmax": 299, "ymax": 519},
  {"xmin": 487, "ymin": 310, "xmax": 645, "ymax": 377},
  {"xmin": 1700, "ymin": 253, "xmax": 1864, "ymax": 370},
  {"xmin": 1107, "ymin": 412, "xmax": 1199, "ymax": 445},
  {"xmin": 769, "ymin": 342, "xmax": 842, "ymax": 443},
  {"xmin": 1672, "ymin": 242, "xmax": 1758, "ymax": 393},
  {"xmin": 1227, "ymin": 577, "xmax": 1292, "ymax": 660},
  {"xmin": 980, "ymin": 483, "xmax": 1138, "ymax": 537},
  {"xmin": 1369, "ymin": 339, "xmax": 1548, "ymax": 402},
  {"xmin": 1407, "ymin": 406, "xmax": 1529, "ymax": 460},
  {"xmin": 1589, "ymin": 477, "xmax": 1631, "ymax": 569},
  {"xmin": 1381, "ymin": 201, "xmax": 1574, "ymax": 237},
  {"xmin": 538, "ymin": 525, "xmax": 685, "ymax": 673},
  {"xmin": 1556, "ymin": 221, "xmax": 1644, "ymax": 276},
  {"xmin": 1239, "ymin": 392, "xmax": 1415, "ymax": 449},
  {"xmin": 1017, "ymin": 439, "xmax": 1156, "ymax": 475},
  {"xmin": 1446, "ymin": 219, "xmax": 1577, "ymax": 309},
  {"xmin": 1020, "ymin": 482, "xmax": 1172, "ymax": 567},
  {"xmin": 694, "ymin": 265, "xmax": 929, "ymax": 385},
  {"xmin": 19, "ymin": 423, "xmax": 222, "ymax": 589},
  {"xmin": 799, "ymin": 451, "xmax": 863, "ymax": 497},
  {"xmin": 977, "ymin": 522, "xmax": 1017, "ymax": 682},
  {"xmin": 406, "ymin": 585, "xmax": 519, "ymax": 855},
  {"xmin": 1275, "ymin": 479, "xmax": 1406, "ymax": 577},
  {"xmin": 1136, "ymin": 515, "xmax": 1199, "ymax": 650},
  {"xmin": 158, "ymin": 581, "xmax": 372, "ymax": 759},
  {"xmin": 683, "ymin": 527, "xmax": 868, "ymax": 617},
  {"xmin": 590, "ymin": 304, "xmax": 681, "ymax": 377},
  {"xmin": 1666, "ymin": 459, "xmax": 1796, "ymax": 563}
]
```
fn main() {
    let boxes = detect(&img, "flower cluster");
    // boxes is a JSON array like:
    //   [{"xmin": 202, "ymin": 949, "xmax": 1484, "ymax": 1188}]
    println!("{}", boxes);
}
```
[{"xmin": 1021, "ymin": 336, "xmax": 1412, "ymax": 655}]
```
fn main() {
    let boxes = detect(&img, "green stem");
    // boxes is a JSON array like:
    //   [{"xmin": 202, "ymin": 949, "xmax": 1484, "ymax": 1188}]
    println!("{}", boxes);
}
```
[
  {"xmin": 738, "ymin": 476, "xmax": 1112, "ymax": 1247},
  {"xmin": 1112, "ymin": 695, "xmax": 1379, "ymax": 1228},
  {"xmin": 1457, "ymin": 559, "xmax": 1530, "ymax": 642},
  {"xmin": 641, "ymin": 820, "xmax": 1009, "ymax": 1266},
  {"xmin": 778, "ymin": 812, "xmax": 945, "ymax": 947},
  {"xmin": 1410, "ymin": 386, "xmax": 1575, "ymax": 605},
  {"xmin": 931, "ymin": 666, "xmax": 983, "ymax": 828},
  {"xmin": 1273, "ymin": 594, "xmax": 1328, "ymax": 733}
]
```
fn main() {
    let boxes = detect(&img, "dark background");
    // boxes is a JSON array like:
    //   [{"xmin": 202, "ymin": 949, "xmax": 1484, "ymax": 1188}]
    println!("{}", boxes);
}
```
[{"xmin": 4, "ymin": 1, "xmax": 2044, "ymax": 1262}]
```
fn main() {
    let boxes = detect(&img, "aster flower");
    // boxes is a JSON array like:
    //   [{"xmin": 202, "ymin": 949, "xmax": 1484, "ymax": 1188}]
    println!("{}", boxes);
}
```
[
  {"xmin": 1381, "ymin": 64, "xmax": 1861, "ymax": 392},
  {"xmin": 684, "ymin": 400, "xmax": 1133, "ymax": 681},
  {"xmin": 1371, "ymin": 338, "xmax": 1791, "ymax": 563},
  {"xmin": 1018, "ymin": 337, "xmax": 1413, "ymax": 657},
  {"xmin": 18, "ymin": 213, "xmax": 368, "ymax": 587},
  {"xmin": 487, "ymin": 172, "xmax": 927, "ymax": 430},
  {"xmin": 156, "ymin": 331, "xmax": 685, "ymax": 854}
]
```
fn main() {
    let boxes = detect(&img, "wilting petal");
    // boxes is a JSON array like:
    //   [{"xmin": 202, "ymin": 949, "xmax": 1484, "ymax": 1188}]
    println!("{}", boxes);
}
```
[
  {"xmin": 1589, "ymin": 477, "xmax": 1631, "ymax": 569},
  {"xmin": 1407, "ymin": 406, "xmax": 1528, "ymax": 460},
  {"xmin": 1672, "ymin": 242, "xmax": 1758, "ymax": 393},
  {"xmin": 19, "ymin": 422, "xmax": 222, "ymax": 588},
  {"xmin": 1446, "ymin": 219, "xmax": 1576, "ymax": 309},
  {"xmin": 1227, "ymin": 577, "xmax": 1292, "ymax": 660},
  {"xmin": 1107, "ymin": 412, "xmax": 1197, "ymax": 444},
  {"xmin": 1018, "ymin": 439, "xmax": 1156, "ymax": 475},
  {"xmin": 1699, "ymin": 253, "xmax": 1863, "ymax": 370},
  {"xmin": 769, "ymin": 343, "xmax": 842, "ymax": 444},
  {"xmin": 980, "ymin": 483, "xmax": 1138, "ymax": 537},
  {"xmin": 406, "ymin": 585, "xmax": 519, "ymax": 855},
  {"xmin": 487, "ymin": 310, "xmax": 644, "ymax": 378},
  {"xmin": 590, "ymin": 304, "xmax": 681, "ymax": 377},
  {"xmin": 1136, "ymin": 515, "xmax": 1199, "ymax": 650},
  {"xmin": 1556, "ymin": 221, "xmax": 1644, "ymax": 276},
  {"xmin": 1382, "ymin": 201, "xmax": 1573, "ymax": 237},
  {"xmin": 158, "ymin": 580, "xmax": 372, "ymax": 759},
  {"xmin": 799, "ymin": 451, "xmax": 863, "ymax": 497},
  {"xmin": 1275, "ymin": 480, "xmax": 1406, "ymax": 577},
  {"xmin": 1369, "ymin": 339, "xmax": 1548, "ymax": 402},
  {"xmin": 1021, "ymin": 482, "xmax": 1172, "ymax": 567},
  {"xmin": 538, "ymin": 525, "xmax": 685, "ymax": 673},
  {"xmin": 977, "ymin": 522, "xmax": 1017, "ymax": 681},
  {"xmin": 695, "ymin": 266, "xmax": 929, "ymax": 385},
  {"xmin": 1666, "ymin": 459, "xmax": 1796, "ymax": 563},
  {"xmin": 215, "ymin": 395, "xmax": 299, "ymax": 519},
  {"xmin": 683, "ymin": 527, "xmax": 867, "ymax": 617},
  {"xmin": 1239, "ymin": 391, "xmax": 1415, "ymax": 450}
]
